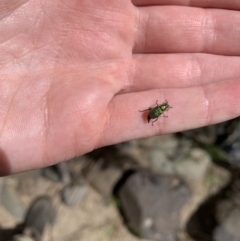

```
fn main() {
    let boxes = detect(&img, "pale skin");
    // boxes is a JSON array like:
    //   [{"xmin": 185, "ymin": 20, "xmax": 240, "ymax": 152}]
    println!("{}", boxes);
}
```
[{"xmin": 1, "ymin": 0, "xmax": 240, "ymax": 175}]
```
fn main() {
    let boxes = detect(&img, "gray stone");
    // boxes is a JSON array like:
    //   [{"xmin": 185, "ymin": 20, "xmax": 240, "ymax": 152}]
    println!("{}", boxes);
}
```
[
  {"xmin": 175, "ymin": 148, "xmax": 211, "ymax": 181},
  {"xmin": 55, "ymin": 162, "xmax": 71, "ymax": 184},
  {"xmin": 150, "ymin": 150, "xmax": 174, "ymax": 174},
  {"xmin": 43, "ymin": 163, "xmax": 72, "ymax": 183},
  {"xmin": 187, "ymin": 177, "xmax": 240, "ymax": 241},
  {"xmin": 214, "ymin": 211, "xmax": 240, "ymax": 241},
  {"xmin": 117, "ymin": 170, "xmax": 191, "ymax": 241},
  {"xmin": 83, "ymin": 160, "xmax": 123, "ymax": 197},
  {"xmin": 148, "ymin": 136, "xmax": 180, "ymax": 172},
  {"xmin": 42, "ymin": 167, "xmax": 61, "ymax": 182},
  {"xmin": 221, "ymin": 120, "xmax": 240, "ymax": 168},
  {"xmin": 149, "ymin": 137, "xmax": 211, "ymax": 181},
  {"xmin": 61, "ymin": 179, "xmax": 87, "ymax": 207},
  {"xmin": 1, "ymin": 180, "xmax": 25, "ymax": 219}
]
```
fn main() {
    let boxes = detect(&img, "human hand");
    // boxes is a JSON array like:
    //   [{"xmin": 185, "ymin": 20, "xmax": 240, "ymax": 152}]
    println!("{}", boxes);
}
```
[{"xmin": 1, "ymin": 0, "xmax": 240, "ymax": 175}]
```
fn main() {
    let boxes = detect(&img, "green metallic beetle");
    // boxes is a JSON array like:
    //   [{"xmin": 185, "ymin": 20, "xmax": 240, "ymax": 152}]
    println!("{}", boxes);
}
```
[{"xmin": 139, "ymin": 100, "xmax": 172, "ymax": 126}]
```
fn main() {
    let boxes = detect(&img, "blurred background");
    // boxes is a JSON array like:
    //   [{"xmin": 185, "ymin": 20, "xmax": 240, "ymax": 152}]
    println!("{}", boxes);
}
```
[{"xmin": 1, "ymin": 117, "xmax": 240, "ymax": 241}]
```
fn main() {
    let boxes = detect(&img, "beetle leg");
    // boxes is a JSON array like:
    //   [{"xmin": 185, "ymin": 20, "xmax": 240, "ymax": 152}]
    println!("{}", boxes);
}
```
[
  {"xmin": 139, "ymin": 107, "xmax": 152, "ymax": 112},
  {"xmin": 156, "ymin": 100, "xmax": 159, "ymax": 106},
  {"xmin": 152, "ymin": 118, "xmax": 159, "ymax": 126},
  {"xmin": 163, "ymin": 114, "xmax": 168, "ymax": 117}
]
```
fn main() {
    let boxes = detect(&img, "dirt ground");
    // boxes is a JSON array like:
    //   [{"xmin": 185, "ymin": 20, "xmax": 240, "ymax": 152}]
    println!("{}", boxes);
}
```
[
  {"xmin": 0, "ymin": 135, "xmax": 230, "ymax": 241},
  {"xmin": 0, "ymin": 169, "xmax": 150, "ymax": 241}
]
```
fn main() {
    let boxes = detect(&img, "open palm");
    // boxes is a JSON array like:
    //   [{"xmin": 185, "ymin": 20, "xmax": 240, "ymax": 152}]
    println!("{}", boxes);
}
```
[{"xmin": 1, "ymin": 0, "xmax": 240, "ymax": 174}]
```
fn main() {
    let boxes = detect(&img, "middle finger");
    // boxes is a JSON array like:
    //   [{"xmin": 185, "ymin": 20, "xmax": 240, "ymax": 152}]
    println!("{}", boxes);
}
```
[{"xmin": 134, "ymin": 6, "xmax": 240, "ymax": 55}]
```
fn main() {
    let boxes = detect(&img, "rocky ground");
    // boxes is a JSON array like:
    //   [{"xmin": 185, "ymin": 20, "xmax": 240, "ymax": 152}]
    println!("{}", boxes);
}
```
[
  {"xmin": 0, "ymin": 119, "xmax": 240, "ymax": 241},
  {"xmin": 0, "ymin": 168, "xmax": 149, "ymax": 241}
]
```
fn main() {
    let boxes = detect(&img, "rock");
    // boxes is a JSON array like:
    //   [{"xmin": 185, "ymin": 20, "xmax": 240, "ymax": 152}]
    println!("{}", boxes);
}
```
[
  {"xmin": 42, "ymin": 163, "xmax": 72, "ymax": 183},
  {"xmin": 148, "ymin": 135, "xmax": 180, "ymax": 175},
  {"xmin": 175, "ymin": 148, "xmax": 211, "ymax": 181},
  {"xmin": 182, "ymin": 118, "xmax": 240, "ymax": 169},
  {"xmin": 61, "ymin": 179, "xmax": 87, "ymax": 207},
  {"xmin": 42, "ymin": 166, "xmax": 61, "ymax": 182},
  {"xmin": 187, "ymin": 176, "xmax": 240, "ymax": 241},
  {"xmin": 214, "ymin": 208, "xmax": 240, "ymax": 241},
  {"xmin": 220, "ymin": 120, "xmax": 240, "ymax": 168},
  {"xmin": 83, "ymin": 161, "xmax": 123, "ymax": 197},
  {"xmin": 149, "ymin": 136, "xmax": 211, "ymax": 182},
  {"xmin": 150, "ymin": 149, "xmax": 174, "ymax": 174},
  {"xmin": 1, "ymin": 180, "xmax": 25, "ymax": 219},
  {"xmin": 55, "ymin": 162, "xmax": 72, "ymax": 184},
  {"xmin": 116, "ymin": 169, "xmax": 191, "ymax": 241}
]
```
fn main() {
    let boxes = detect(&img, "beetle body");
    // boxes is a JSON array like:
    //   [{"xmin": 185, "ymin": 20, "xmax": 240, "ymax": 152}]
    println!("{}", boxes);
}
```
[{"xmin": 139, "ymin": 100, "xmax": 171, "ymax": 126}]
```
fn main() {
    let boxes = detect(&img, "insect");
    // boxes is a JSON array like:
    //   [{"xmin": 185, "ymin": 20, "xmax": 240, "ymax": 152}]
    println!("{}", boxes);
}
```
[{"xmin": 139, "ymin": 100, "xmax": 172, "ymax": 126}]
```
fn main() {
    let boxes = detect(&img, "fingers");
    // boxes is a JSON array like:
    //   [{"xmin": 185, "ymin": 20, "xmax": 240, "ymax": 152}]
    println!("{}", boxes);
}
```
[
  {"xmin": 132, "ymin": 0, "xmax": 240, "ymax": 10},
  {"xmin": 133, "ymin": 6, "xmax": 240, "ymax": 55},
  {"xmin": 102, "ymin": 77, "xmax": 240, "ymax": 146},
  {"xmin": 128, "ymin": 54, "xmax": 240, "ymax": 91}
]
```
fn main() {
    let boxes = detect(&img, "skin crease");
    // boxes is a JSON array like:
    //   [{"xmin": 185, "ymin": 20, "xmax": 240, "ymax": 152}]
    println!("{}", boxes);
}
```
[{"xmin": 1, "ymin": 0, "xmax": 240, "ymax": 175}]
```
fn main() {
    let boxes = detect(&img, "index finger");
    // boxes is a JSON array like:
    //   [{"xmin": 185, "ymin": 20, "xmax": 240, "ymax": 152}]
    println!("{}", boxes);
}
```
[{"xmin": 132, "ymin": 0, "xmax": 240, "ymax": 10}]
